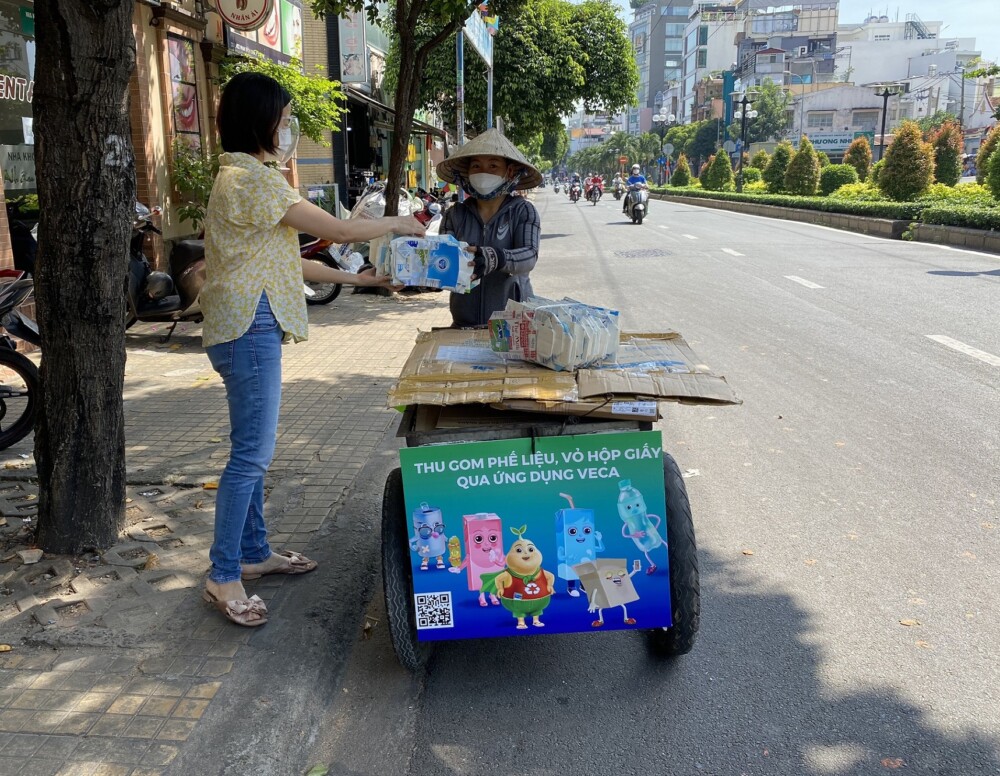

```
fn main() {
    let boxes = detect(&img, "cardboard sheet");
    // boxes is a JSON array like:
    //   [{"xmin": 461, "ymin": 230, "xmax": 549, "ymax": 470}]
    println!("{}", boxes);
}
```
[{"xmin": 388, "ymin": 329, "xmax": 739, "ymax": 409}]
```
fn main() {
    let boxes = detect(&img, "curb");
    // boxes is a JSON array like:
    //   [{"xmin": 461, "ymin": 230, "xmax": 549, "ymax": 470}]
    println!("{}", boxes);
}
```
[{"xmin": 910, "ymin": 222, "xmax": 1000, "ymax": 254}]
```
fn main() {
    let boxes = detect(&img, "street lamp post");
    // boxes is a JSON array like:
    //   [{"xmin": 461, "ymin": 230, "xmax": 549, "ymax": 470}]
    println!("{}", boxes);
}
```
[
  {"xmin": 652, "ymin": 110, "xmax": 676, "ymax": 185},
  {"xmin": 875, "ymin": 87, "xmax": 893, "ymax": 162},
  {"xmin": 733, "ymin": 94, "xmax": 758, "ymax": 193}
]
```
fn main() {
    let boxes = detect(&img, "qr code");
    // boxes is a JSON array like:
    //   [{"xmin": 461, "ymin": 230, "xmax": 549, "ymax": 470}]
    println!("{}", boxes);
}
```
[{"xmin": 415, "ymin": 592, "xmax": 454, "ymax": 629}]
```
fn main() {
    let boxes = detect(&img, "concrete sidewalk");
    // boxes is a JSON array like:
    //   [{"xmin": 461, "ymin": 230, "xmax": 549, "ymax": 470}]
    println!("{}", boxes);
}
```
[{"xmin": 0, "ymin": 290, "xmax": 450, "ymax": 776}]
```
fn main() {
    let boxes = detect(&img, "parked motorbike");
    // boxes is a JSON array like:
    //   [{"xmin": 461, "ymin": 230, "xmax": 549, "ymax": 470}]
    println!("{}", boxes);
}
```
[
  {"xmin": 569, "ymin": 182, "xmax": 581, "ymax": 203},
  {"xmin": 613, "ymin": 181, "xmax": 625, "ymax": 201},
  {"xmin": 301, "ymin": 234, "xmax": 347, "ymax": 305},
  {"xmin": 624, "ymin": 185, "xmax": 649, "ymax": 224},
  {"xmin": 588, "ymin": 183, "xmax": 603, "ymax": 206},
  {"xmin": 125, "ymin": 203, "xmax": 206, "ymax": 340},
  {"xmin": 0, "ymin": 269, "xmax": 40, "ymax": 450}
]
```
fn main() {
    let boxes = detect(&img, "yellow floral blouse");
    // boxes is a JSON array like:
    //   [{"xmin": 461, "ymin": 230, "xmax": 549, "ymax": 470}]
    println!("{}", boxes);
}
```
[{"xmin": 201, "ymin": 152, "xmax": 307, "ymax": 347}]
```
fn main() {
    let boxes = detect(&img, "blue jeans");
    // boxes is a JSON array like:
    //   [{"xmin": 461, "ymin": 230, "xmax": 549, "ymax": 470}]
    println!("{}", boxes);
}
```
[{"xmin": 205, "ymin": 293, "xmax": 282, "ymax": 583}]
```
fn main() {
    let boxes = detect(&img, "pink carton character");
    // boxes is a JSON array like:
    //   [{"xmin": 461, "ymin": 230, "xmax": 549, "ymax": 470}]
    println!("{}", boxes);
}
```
[{"xmin": 449, "ymin": 512, "xmax": 506, "ymax": 606}]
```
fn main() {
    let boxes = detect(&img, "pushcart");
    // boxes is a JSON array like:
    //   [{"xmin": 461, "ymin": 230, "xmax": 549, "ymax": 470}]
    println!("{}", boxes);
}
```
[{"xmin": 380, "ymin": 404, "xmax": 700, "ymax": 671}]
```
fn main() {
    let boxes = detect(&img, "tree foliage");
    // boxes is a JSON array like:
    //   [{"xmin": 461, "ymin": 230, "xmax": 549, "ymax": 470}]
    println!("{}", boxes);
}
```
[
  {"xmin": 878, "ymin": 121, "xmax": 935, "ymax": 201},
  {"xmin": 394, "ymin": 0, "xmax": 637, "ymax": 144},
  {"xmin": 843, "ymin": 136, "xmax": 872, "ymax": 182},
  {"xmin": 701, "ymin": 150, "xmax": 734, "ymax": 191},
  {"xmin": 541, "ymin": 128, "xmax": 569, "ymax": 165},
  {"xmin": 975, "ymin": 124, "xmax": 1000, "ymax": 185},
  {"xmin": 750, "ymin": 149, "xmax": 770, "ymax": 170},
  {"xmin": 929, "ymin": 121, "xmax": 962, "ymax": 186},
  {"xmin": 309, "ymin": 0, "xmax": 523, "ymax": 215},
  {"xmin": 671, "ymin": 154, "xmax": 692, "ymax": 186},
  {"xmin": 987, "ymin": 145, "xmax": 1000, "ymax": 201},
  {"xmin": 220, "ymin": 54, "xmax": 347, "ymax": 144},
  {"xmin": 729, "ymin": 81, "xmax": 790, "ymax": 144},
  {"xmin": 915, "ymin": 109, "xmax": 957, "ymax": 136},
  {"xmin": 688, "ymin": 119, "xmax": 722, "ymax": 169},
  {"xmin": 784, "ymin": 136, "xmax": 820, "ymax": 196},
  {"xmin": 664, "ymin": 123, "xmax": 697, "ymax": 160},
  {"xmin": 819, "ymin": 164, "xmax": 858, "ymax": 196},
  {"xmin": 763, "ymin": 140, "xmax": 792, "ymax": 193},
  {"xmin": 171, "ymin": 141, "xmax": 219, "ymax": 233}
]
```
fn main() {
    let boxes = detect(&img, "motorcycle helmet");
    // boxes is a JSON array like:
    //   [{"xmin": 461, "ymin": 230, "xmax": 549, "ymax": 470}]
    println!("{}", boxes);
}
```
[
  {"xmin": 631, "ymin": 164, "xmax": 641, "ymax": 174},
  {"xmin": 144, "ymin": 271, "xmax": 175, "ymax": 301}
]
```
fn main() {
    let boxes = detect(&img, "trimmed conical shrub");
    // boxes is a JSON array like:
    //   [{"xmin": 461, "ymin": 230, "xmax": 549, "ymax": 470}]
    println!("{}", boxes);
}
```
[
  {"xmin": 763, "ymin": 141, "xmax": 793, "ymax": 193},
  {"xmin": 987, "ymin": 144, "xmax": 1000, "ymax": 201},
  {"xmin": 817, "ymin": 151, "xmax": 831, "ymax": 167},
  {"xmin": 878, "ymin": 121, "xmax": 935, "ymax": 201},
  {"xmin": 702, "ymin": 150, "xmax": 735, "ymax": 191},
  {"xmin": 930, "ymin": 121, "xmax": 962, "ymax": 186},
  {"xmin": 976, "ymin": 124, "xmax": 1000, "ymax": 185},
  {"xmin": 671, "ymin": 154, "xmax": 692, "ymax": 186},
  {"xmin": 819, "ymin": 164, "xmax": 859, "ymax": 196},
  {"xmin": 843, "ymin": 136, "xmax": 872, "ymax": 182},
  {"xmin": 784, "ymin": 136, "xmax": 821, "ymax": 196},
  {"xmin": 751, "ymin": 149, "xmax": 771, "ymax": 170}
]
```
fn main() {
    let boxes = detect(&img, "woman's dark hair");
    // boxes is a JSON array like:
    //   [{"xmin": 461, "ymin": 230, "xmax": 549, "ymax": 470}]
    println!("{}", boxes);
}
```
[{"xmin": 217, "ymin": 72, "xmax": 291, "ymax": 155}]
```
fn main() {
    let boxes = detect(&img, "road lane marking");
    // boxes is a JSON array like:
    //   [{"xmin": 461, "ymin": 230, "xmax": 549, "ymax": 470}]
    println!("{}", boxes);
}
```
[
  {"xmin": 658, "ymin": 225, "xmax": 670, "ymax": 229},
  {"xmin": 925, "ymin": 336, "xmax": 1000, "ymax": 367},
  {"xmin": 785, "ymin": 275, "xmax": 824, "ymax": 289},
  {"xmin": 682, "ymin": 234, "xmax": 698, "ymax": 240},
  {"xmin": 721, "ymin": 248, "xmax": 744, "ymax": 256}
]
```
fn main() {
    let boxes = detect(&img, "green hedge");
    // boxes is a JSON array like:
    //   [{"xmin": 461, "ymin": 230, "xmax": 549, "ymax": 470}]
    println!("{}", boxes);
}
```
[
  {"xmin": 920, "ymin": 206, "xmax": 1000, "ymax": 231},
  {"xmin": 650, "ymin": 187, "xmax": 925, "ymax": 219}
]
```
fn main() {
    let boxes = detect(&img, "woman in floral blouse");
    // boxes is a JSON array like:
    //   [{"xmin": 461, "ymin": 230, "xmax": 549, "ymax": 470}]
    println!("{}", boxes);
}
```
[{"xmin": 201, "ymin": 73, "xmax": 424, "ymax": 626}]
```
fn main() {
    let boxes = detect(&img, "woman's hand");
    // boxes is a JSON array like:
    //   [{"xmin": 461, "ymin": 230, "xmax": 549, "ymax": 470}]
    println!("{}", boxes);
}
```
[
  {"xmin": 394, "ymin": 216, "xmax": 427, "ymax": 237},
  {"xmin": 356, "ymin": 266, "xmax": 403, "ymax": 291}
]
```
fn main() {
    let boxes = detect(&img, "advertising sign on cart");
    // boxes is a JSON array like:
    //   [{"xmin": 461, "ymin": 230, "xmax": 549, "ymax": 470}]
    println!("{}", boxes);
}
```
[{"xmin": 399, "ymin": 430, "xmax": 671, "ymax": 641}]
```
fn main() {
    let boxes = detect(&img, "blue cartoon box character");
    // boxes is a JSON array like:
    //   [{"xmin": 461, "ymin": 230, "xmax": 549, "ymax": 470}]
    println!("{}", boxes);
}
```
[
  {"xmin": 555, "ymin": 492, "xmax": 604, "ymax": 596},
  {"xmin": 410, "ymin": 502, "xmax": 448, "ymax": 571}
]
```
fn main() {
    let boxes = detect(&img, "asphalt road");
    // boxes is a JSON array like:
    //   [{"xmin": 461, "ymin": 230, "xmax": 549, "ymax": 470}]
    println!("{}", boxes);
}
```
[{"xmin": 179, "ymin": 190, "xmax": 1000, "ymax": 776}]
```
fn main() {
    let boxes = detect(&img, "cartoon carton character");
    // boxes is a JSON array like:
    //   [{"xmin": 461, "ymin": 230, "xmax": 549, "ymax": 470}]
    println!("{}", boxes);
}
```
[
  {"xmin": 409, "ymin": 502, "xmax": 447, "ymax": 571},
  {"xmin": 555, "ymin": 492, "xmax": 604, "ymax": 597},
  {"xmin": 483, "ymin": 526, "xmax": 556, "ymax": 630},
  {"xmin": 573, "ymin": 558, "xmax": 641, "ymax": 628},
  {"xmin": 449, "ymin": 513, "xmax": 506, "ymax": 606}
]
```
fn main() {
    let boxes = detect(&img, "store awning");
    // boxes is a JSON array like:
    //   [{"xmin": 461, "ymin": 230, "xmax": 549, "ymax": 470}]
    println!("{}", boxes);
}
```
[{"xmin": 344, "ymin": 88, "xmax": 446, "ymax": 138}]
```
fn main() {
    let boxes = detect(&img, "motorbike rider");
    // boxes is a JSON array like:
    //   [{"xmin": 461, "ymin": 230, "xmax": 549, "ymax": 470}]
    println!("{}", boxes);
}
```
[
  {"xmin": 589, "ymin": 172, "xmax": 604, "ymax": 198},
  {"xmin": 612, "ymin": 172, "xmax": 624, "ymax": 192},
  {"xmin": 436, "ymin": 128, "xmax": 542, "ymax": 328},
  {"xmin": 623, "ymin": 163, "xmax": 648, "ymax": 214}
]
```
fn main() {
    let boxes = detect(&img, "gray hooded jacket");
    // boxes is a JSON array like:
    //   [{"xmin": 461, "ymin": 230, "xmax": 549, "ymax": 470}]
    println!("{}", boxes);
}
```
[{"xmin": 442, "ymin": 195, "xmax": 540, "ymax": 327}]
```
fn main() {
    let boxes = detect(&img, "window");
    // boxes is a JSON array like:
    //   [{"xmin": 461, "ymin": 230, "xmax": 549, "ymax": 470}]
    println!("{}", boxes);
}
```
[
  {"xmin": 852, "ymin": 110, "xmax": 879, "ymax": 130},
  {"xmin": 807, "ymin": 111, "xmax": 834, "ymax": 129},
  {"xmin": 666, "ymin": 23, "xmax": 687, "ymax": 36},
  {"xmin": 697, "ymin": 49, "xmax": 707, "ymax": 68},
  {"xmin": 663, "ymin": 5, "xmax": 689, "ymax": 16},
  {"xmin": 168, "ymin": 35, "xmax": 201, "ymax": 147},
  {"xmin": 665, "ymin": 67, "xmax": 681, "ymax": 81},
  {"xmin": 698, "ymin": 25, "xmax": 708, "ymax": 45},
  {"xmin": 665, "ymin": 38, "xmax": 683, "ymax": 52}
]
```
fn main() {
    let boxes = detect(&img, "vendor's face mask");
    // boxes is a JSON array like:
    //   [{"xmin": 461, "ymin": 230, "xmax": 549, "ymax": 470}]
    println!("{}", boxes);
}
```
[
  {"xmin": 469, "ymin": 173, "xmax": 506, "ymax": 195},
  {"xmin": 467, "ymin": 155, "xmax": 513, "ymax": 197}
]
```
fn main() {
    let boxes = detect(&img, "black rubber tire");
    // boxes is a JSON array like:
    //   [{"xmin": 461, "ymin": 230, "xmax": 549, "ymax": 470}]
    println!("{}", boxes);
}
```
[
  {"xmin": 636, "ymin": 210, "xmax": 644, "ymax": 225},
  {"xmin": 304, "ymin": 251, "xmax": 343, "ymax": 306},
  {"xmin": 646, "ymin": 452, "xmax": 700, "ymax": 658},
  {"xmin": 382, "ymin": 467, "xmax": 433, "ymax": 671},
  {"xmin": 0, "ymin": 348, "xmax": 38, "ymax": 451}
]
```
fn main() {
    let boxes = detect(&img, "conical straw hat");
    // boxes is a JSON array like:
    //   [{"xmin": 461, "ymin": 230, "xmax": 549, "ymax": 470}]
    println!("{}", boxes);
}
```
[{"xmin": 436, "ymin": 128, "xmax": 543, "ymax": 190}]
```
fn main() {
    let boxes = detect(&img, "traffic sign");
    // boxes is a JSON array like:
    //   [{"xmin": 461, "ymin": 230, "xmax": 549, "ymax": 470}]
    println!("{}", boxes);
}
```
[
  {"xmin": 723, "ymin": 140, "xmax": 736, "ymax": 152},
  {"xmin": 657, "ymin": 157, "xmax": 666, "ymax": 165},
  {"xmin": 663, "ymin": 143, "xmax": 675, "ymax": 156},
  {"xmin": 618, "ymin": 155, "xmax": 628, "ymax": 164}
]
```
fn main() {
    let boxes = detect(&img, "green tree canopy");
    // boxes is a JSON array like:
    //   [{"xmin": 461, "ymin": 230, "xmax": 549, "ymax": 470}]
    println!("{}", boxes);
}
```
[
  {"xmin": 394, "ymin": 0, "xmax": 638, "ymax": 144},
  {"xmin": 915, "ymin": 110, "xmax": 957, "ymax": 136},
  {"xmin": 688, "ymin": 119, "xmax": 721, "ymax": 169},
  {"xmin": 730, "ymin": 81, "xmax": 790, "ymax": 144},
  {"xmin": 664, "ymin": 123, "xmax": 697, "ymax": 160}
]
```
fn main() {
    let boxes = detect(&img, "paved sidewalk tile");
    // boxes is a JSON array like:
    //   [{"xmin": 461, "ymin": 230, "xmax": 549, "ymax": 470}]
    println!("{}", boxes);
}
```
[{"xmin": 0, "ymin": 292, "xmax": 450, "ymax": 775}]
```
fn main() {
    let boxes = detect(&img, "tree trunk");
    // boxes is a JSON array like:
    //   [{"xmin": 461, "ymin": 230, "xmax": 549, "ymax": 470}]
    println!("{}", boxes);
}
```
[
  {"xmin": 32, "ymin": 0, "xmax": 136, "ymax": 553},
  {"xmin": 384, "ymin": 37, "xmax": 423, "ymax": 218}
]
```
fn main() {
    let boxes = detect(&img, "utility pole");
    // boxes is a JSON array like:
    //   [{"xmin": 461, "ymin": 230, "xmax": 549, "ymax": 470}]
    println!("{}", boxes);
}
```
[{"xmin": 958, "ymin": 65, "xmax": 966, "ymax": 131}]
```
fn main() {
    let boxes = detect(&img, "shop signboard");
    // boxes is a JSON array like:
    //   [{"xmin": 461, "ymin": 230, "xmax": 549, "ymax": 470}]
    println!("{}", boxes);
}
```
[
  {"xmin": 399, "ymin": 430, "xmax": 672, "ymax": 641},
  {"xmin": 463, "ymin": 8, "xmax": 493, "ymax": 69},
  {"xmin": 791, "ymin": 131, "xmax": 875, "ymax": 151},
  {"xmin": 215, "ymin": 0, "xmax": 272, "ymax": 31},
  {"xmin": 225, "ymin": 0, "xmax": 303, "ymax": 67},
  {"xmin": 0, "ymin": 1, "xmax": 36, "ymax": 193},
  {"xmin": 338, "ymin": 11, "xmax": 369, "ymax": 84}
]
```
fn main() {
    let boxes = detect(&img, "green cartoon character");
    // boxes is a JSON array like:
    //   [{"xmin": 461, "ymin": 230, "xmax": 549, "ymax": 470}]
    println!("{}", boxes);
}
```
[{"xmin": 482, "ymin": 526, "xmax": 556, "ymax": 630}]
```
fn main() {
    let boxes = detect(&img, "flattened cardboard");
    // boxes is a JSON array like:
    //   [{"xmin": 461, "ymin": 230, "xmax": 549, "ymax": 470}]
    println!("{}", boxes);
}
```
[{"xmin": 389, "ymin": 329, "xmax": 739, "ymax": 408}]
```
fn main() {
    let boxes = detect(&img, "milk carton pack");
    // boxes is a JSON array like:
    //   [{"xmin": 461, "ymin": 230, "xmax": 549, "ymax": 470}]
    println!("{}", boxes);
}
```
[
  {"xmin": 389, "ymin": 234, "xmax": 476, "ymax": 293},
  {"xmin": 488, "ymin": 297, "xmax": 620, "ymax": 371}
]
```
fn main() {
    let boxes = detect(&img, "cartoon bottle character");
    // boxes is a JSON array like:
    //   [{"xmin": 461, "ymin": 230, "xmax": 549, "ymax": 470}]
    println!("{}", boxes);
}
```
[
  {"xmin": 483, "ymin": 526, "xmax": 556, "ymax": 630},
  {"xmin": 447, "ymin": 536, "xmax": 462, "ymax": 568},
  {"xmin": 555, "ymin": 492, "xmax": 604, "ymax": 597},
  {"xmin": 409, "ymin": 502, "xmax": 447, "ymax": 571},
  {"xmin": 449, "ymin": 513, "xmax": 506, "ymax": 606},
  {"xmin": 617, "ymin": 480, "xmax": 666, "ymax": 574},
  {"xmin": 573, "ymin": 559, "xmax": 642, "ymax": 627}
]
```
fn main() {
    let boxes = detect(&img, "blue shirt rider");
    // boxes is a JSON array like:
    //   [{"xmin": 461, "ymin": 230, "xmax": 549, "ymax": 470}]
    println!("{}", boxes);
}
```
[{"xmin": 624, "ymin": 164, "xmax": 647, "ymax": 212}]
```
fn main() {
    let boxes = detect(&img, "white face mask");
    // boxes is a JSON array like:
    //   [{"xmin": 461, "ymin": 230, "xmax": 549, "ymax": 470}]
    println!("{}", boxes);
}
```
[
  {"xmin": 469, "ymin": 172, "xmax": 506, "ymax": 196},
  {"xmin": 276, "ymin": 116, "xmax": 300, "ymax": 164}
]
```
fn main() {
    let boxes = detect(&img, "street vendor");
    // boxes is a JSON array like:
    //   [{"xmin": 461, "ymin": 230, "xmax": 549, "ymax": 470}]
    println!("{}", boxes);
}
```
[{"xmin": 435, "ymin": 129, "xmax": 542, "ymax": 328}]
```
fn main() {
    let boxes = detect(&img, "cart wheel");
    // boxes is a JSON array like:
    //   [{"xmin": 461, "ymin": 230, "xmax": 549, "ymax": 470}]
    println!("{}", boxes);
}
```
[
  {"xmin": 382, "ymin": 467, "xmax": 433, "ymax": 671},
  {"xmin": 646, "ymin": 453, "xmax": 700, "ymax": 658}
]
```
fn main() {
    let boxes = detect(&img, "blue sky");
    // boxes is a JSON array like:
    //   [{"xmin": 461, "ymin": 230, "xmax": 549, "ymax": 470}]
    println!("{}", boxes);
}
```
[{"xmin": 608, "ymin": 0, "xmax": 999, "ymax": 65}]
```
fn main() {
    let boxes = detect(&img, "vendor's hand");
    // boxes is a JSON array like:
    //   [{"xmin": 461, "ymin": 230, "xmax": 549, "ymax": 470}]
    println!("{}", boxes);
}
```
[
  {"xmin": 356, "ymin": 266, "xmax": 403, "ymax": 291},
  {"xmin": 394, "ymin": 215, "xmax": 426, "ymax": 236}
]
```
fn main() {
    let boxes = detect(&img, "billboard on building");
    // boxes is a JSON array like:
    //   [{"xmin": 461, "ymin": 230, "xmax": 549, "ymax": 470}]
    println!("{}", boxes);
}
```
[
  {"xmin": 227, "ymin": 0, "xmax": 304, "ymax": 67},
  {"xmin": 338, "ymin": 11, "xmax": 369, "ymax": 84},
  {"xmin": 0, "ymin": 1, "xmax": 36, "ymax": 193}
]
